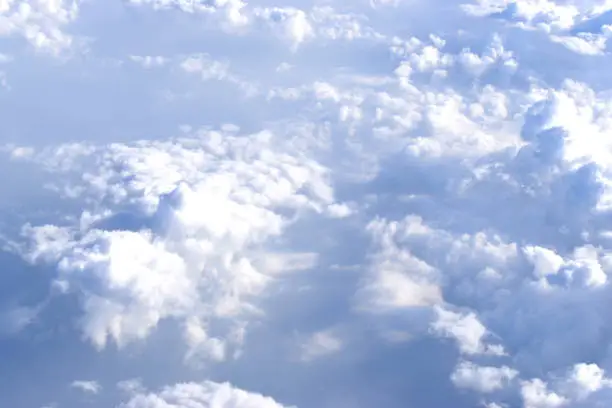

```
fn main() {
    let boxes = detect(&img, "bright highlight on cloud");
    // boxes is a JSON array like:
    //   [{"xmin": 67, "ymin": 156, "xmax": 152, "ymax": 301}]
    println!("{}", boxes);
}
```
[{"xmin": 2, "ymin": 0, "xmax": 612, "ymax": 407}]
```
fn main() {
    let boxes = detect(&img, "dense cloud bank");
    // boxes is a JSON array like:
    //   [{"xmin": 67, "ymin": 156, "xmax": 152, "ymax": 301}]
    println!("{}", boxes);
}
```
[{"xmin": 3, "ymin": 0, "xmax": 612, "ymax": 407}]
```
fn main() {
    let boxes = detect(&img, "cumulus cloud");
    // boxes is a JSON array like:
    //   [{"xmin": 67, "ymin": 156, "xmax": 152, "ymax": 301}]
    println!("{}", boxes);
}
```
[
  {"xmin": 463, "ymin": 0, "xmax": 612, "ymax": 55},
  {"xmin": 125, "ymin": 0, "xmax": 377, "ymax": 49},
  {"xmin": 451, "ymin": 361, "xmax": 518, "ymax": 393},
  {"xmin": 4, "ymin": 0, "xmax": 612, "ymax": 407},
  {"xmin": 356, "ymin": 216, "xmax": 443, "ymax": 312},
  {"xmin": 10, "ymin": 126, "xmax": 346, "ymax": 358},
  {"xmin": 0, "ymin": 0, "xmax": 81, "ymax": 54},
  {"xmin": 431, "ymin": 307, "xmax": 505, "ymax": 356},
  {"xmin": 126, "ymin": 0, "xmax": 249, "ymax": 29},
  {"xmin": 520, "ymin": 379, "xmax": 567, "ymax": 408},
  {"xmin": 118, "ymin": 381, "xmax": 293, "ymax": 408},
  {"xmin": 565, "ymin": 363, "xmax": 612, "ymax": 400}
]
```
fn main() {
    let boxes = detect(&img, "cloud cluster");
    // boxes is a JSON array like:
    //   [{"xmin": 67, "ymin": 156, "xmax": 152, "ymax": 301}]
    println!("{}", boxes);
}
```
[
  {"xmin": 4, "ymin": 0, "xmax": 612, "ymax": 407},
  {"xmin": 11, "ymin": 126, "xmax": 348, "ymax": 363},
  {"xmin": 0, "ymin": 0, "xmax": 80, "ymax": 54},
  {"xmin": 346, "ymin": 72, "xmax": 612, "ymax": 406},
  {"xmin": 125, "ymin": 0, "xmax": 379, "ymax": 49},
  {"xmin": 464, "ymin": 0, "xmax": 612, "ymax": 55},
  {"xmin": 119, "ymin": 380, "xmax": 292, "ymax": 408}
]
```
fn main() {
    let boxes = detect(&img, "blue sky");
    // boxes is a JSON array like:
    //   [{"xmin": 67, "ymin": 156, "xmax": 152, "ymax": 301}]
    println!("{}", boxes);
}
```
[{"xmin": 3, "ymin": 0, "xmax": 612, "ymax": 407}]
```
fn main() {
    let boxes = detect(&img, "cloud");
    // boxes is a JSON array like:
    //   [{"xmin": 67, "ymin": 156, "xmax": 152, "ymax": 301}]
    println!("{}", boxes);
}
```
[
  {"xmin": 451, "ymin": 361, "xmax": 518, "ymax": 393},
  {"xmin": 0, "ymin": 304, "xmax": 40, "ymax": 335},
  {"xmin": 0, "ymin": 0, "xmax": 81, "ymax": 55},
  {"xmin": 126, "ymin": 0, "xmax": 249, "ymax": 29},
  {"xmin": 125, "ymin": 0, "xmax": 377, "ymax": 49},
  {"xmin": 119, "ymin": 380, "xmax": 293, "ymax": 408},
  {"xmin": 9, "ymin": 126, "xmax": 346, "ymax": 361},
  {"xmin": 118, "ymin": 379, "xmax": 146, "ymax": 395},
  {"xmin": 565, "ymin": 363, "xmax": 612, "ymax": 400},
  {"xmin": 71, "ymin": 380, "xmax": 102, "ymax": 394},
  {"xmin": 520, "ymin": 379, "xmax": 567, "ymax": 408},
  {"xmin": 355, "ymin": 216, "xmax": 443, "ymax": 312},
  {"xmin": 299, "ymin": 329, "xmax": 343, "ymax": 362},
  {"xmin": 179, "ymin": 53, "xmax": 258, "ymax": 95},
  {"xmin": 431, "ymin": 307, "xmax": 505, "ymax": 356},
  {"xmin": 129, "ymin": 56, "xmax": 169, "ymax": 69},
  {"xmin": 254, "ymin": 7, "xmax": 314, "ymax": 49},
  {"xmin": 4, "ymin": 0, "xmax": 612, "ymax": 407},
  {"xmin": 463, "ymin": 0, "xmax": 612, "ymax": 55}
]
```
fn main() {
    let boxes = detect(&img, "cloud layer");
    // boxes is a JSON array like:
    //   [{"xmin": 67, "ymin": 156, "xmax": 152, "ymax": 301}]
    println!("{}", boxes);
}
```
[{"xmin": 2, "ymin": 0, "xmax": 612, "ymax": 407}]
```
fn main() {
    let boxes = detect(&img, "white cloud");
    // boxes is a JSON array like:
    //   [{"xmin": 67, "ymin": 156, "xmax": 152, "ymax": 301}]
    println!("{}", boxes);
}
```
[
  {"xmin": 71, "ymin": 380, "xmax": 101, "ymax": 394},
  {"xmin": 118, "ymin": 379, "xmax": 146, "ymax": 395},
  {"xmin": 125, "ymin": 0, "xmax": 379, "ymax": 49},
  {"xmin": 521, "ymin": 379, "xmax": 567, "ymax": 408},
  {"xmin": 11, "ymin": 126, "xmax": 344, "ymax": 360},
  {"xmin": 451, "ymin": 361, "xmax": 517, "ymax": 393},
  {"xmin": 129, "ymin": 55, "xmax": 169, "ymax": 68},
  {"xmin": 356, "ymin": 216, "xmax": 443, "ymax": 312},
  {"xmin": 299, "ymin": 329, "xmax": 343, "ymax": 361},
  {"xmin": 5, "ymin": 0, "xmax": 612, "ymax": 407},
  {"xmin": 551, "ymin": 30, "xmax": 612, "ymax": 56},
  {"xmin": 0, "ymin": 304, "xmax": 40, "ymax": 335},
  {"xmin": 463, "ymin": 0, "xmax": 612, "ymax": 54},
  {"xmin": 0, "ymin": 0, "xmax": 81, "ymax": 54},
  {"xmin": 126, "ymin": 0, "xmax": 249, "ymax": 29},
  {"xmin": 254, "ymin": 7, "xmax": 314, "ymax": 49},
  {"xmin": 179, "ymin": 53, "xmax": 258, "ymax": 95},
  {"xmin": 119, "ymin": 381, "xmax": 293, "ymax": 408},
  {"xmin": 183, "ymin": 316, "xmax": 229, "ymax": 363},
  {"xmin": 564, "ymin": 363, "xmax": 612, "ymax": 400},
  {"xmin": 431, "ymin": 307, "xmax": 505, "ymax": 356}
]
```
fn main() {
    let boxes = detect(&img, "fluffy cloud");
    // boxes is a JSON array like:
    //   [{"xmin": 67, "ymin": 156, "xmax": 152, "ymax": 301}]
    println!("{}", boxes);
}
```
[
  {"xmin": 356, "ymin": 216, "xmax": 443, "ymax": 312},
  {"xmin": 125, "ymin": 0, "xmax": 376, "ymax": 48},
  {"xmin": 431, "ymin": 307, "xmax": 505, "ymax": 356},
  {"xmin": 565, "ymin": 363, "xmax": 612, "ymax": 400},
  {"xmin": 463, "ymin": 0, "xmax": 612, "ymax": 55},
  {"xmin": 4, "ymin": 0, "xmax": 612, "ymax": 407},
  {"xmin": 521, "ymin": 379, "xmax": 567, "ymax": 408},
  {"xmin": 0, "ymin": 0, "xmax": 80, "ymax": 54},
  {"xmin": 119, "ymin": 381, "xmax": 292, "ymax": 408},
  {"xmin": 344, "ymin": 59, "xmax": 612, "ymax": 407},
  {"xmin": 10, "ymin": 126, "xmax": 347, "ymax": 358},
  {"xmin": 126, "ymin": 0, "xmax": 249, "ymax": 28},
  {"xmin": 451, "ymin": 361, "xmax": 518, "ymax": 393}
]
